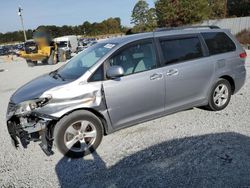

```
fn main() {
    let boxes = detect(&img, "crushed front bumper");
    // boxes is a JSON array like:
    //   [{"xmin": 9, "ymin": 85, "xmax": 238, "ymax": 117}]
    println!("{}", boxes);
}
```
[
  {"xmin": 6, "ymin": 111, "xmax": 57, "ymax": 156},
  {"xmin": 7, "ymin": 119, "xmax": 29, "ymax": 148}
]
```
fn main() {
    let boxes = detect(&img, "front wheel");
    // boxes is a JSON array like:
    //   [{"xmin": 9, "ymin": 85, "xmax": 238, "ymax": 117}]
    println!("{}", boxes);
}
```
[
  {"xmin": 54, "ymin": 110, "xmax": 103, "ymax": 158},
  {"xmin": 206, "ymin": 79, "xmax": 232, "ymax": 111}
]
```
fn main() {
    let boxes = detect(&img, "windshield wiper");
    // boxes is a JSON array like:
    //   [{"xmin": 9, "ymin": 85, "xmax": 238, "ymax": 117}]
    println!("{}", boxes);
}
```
[{"xmin": 50, "ymin": 70, "xmax": 65, "ymax": 81}]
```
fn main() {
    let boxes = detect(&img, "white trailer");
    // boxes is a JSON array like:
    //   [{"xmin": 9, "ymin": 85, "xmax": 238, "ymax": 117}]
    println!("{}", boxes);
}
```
[{"xmin": 54, "ymin": 35, "xmax": 78, "ymax": 53}]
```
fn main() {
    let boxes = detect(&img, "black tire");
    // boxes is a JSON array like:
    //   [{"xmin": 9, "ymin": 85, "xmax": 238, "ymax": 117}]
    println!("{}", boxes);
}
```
[
  {"xmin": 41, "ymin": 58, "xmax": 48, "ymax": 65},
  {"xmin": 54, "ymin": 110, "xmax": 103, "ymax": 158},
  {"xmin": 27, "ymin": 60, "xmax": 37, "ymax": 67},
  {"xmin": 206, "ymin": 79, "xmax": 232, "ymax": 111}
]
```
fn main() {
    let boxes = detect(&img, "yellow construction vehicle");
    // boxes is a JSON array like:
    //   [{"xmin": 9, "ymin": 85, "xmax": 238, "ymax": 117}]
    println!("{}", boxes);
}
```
[{"xmin": 19, "ymin": 29, "xmax": 62, "ymax": 67}]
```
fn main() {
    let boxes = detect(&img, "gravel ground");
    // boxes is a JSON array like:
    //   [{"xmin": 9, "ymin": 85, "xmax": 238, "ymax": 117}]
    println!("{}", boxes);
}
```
[{"xmin": 0, "ymin": 53, "xmax": 250, "ymax": 188}]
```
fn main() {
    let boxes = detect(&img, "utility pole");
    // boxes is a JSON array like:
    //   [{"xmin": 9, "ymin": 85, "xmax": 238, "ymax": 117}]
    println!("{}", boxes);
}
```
[{"xmin": 18, "ymin": 6, "xmax": 27, "ymax": 42}]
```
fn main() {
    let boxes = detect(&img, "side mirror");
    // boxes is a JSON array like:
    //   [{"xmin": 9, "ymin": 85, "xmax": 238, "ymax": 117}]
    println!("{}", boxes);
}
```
[{"xmin": 106, "ymin": 66, "xmax": 124, "ymax": 79}]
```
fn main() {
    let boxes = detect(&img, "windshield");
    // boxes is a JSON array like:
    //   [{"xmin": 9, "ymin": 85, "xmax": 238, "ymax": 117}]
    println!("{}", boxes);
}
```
[
  {"xmin": 56, "ymin": 42, "xmax": 116, "ymax": 80},
  {"xmin": 57, "ymin": 41, "xmax": 68, "ymax": 48},
  {"xmin": 25, "ymin": 41, "xmax": 36, "ymax": 48}
]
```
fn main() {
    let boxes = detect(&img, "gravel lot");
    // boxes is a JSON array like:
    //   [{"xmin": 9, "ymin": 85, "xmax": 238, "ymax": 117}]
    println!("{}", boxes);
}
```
[{"xmin": 0, "ymin": 52, "xmax": 250, "ymax": 188}]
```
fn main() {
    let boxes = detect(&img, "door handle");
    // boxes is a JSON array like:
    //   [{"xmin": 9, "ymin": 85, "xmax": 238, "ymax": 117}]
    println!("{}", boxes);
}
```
[
  {"xmin": 166, "ymin": 69, "xmax": 179, "ymax": 76},
  {"xmin": 150, "ymin": 73, "xmax": 163, "ymax": 80}
]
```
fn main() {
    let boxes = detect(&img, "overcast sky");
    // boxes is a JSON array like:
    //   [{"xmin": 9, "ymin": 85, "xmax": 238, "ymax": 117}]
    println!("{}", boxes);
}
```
[{"xmin": 0, "ymin": 0, "xmax": 155, "ymax": 33}]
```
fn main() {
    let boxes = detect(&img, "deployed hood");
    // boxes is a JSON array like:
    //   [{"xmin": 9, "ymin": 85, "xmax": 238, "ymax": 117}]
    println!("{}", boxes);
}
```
[{"xmin": 10, "ymin": 74, "xmax": 69, "ymax": 104}]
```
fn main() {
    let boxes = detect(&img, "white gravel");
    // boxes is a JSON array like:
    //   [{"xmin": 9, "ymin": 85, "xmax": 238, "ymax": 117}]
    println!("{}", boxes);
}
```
[{"xmin": 0, "ymin": 53, "xmax": 250, "ymax": 188}]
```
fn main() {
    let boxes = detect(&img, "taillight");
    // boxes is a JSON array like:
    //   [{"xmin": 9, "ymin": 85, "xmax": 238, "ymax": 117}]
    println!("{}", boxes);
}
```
[{"xmin": 240, "ymin": 52, "xmax": 247, "ymax": 59}]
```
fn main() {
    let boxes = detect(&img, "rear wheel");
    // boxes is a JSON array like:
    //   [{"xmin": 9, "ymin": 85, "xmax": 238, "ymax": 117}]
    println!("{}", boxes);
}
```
[
  {"xmin": 54, "ymin": 110, "xmax": 103, "ymax": 158},
  {"xmin": 206, "ymin": 79, "xmax": 232, "ymax": 111}
]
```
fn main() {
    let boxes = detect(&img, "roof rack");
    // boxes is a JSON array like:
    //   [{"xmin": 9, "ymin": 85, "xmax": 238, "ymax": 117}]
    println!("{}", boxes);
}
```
[{"xmin": 154, "ymin": 25, "xmax": 220, "ymax": 32}]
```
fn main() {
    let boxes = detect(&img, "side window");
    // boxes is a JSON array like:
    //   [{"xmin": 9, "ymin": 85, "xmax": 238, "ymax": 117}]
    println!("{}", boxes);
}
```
[
  {"xmin": 108, "ymin": 41, "xmax": 157, "ymax": 76},
  {"xmin": 160, "ymin": 37, "xmax": 203, "ymax": 65},
  {"xmin": 202, "ymin": 32, "xmax": 236, "ymax": 55},
  {"xmin": 88, "ymin": 65, "xmax": 104, "ymax": 82}
]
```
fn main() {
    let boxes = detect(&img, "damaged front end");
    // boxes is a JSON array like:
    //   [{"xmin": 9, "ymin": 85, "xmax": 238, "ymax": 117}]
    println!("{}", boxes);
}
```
[
  {"xmin": 6, "ymin": 82, "xmax": 106, "ymax": 156},
  {"xmin": 6, "ymin": 97, "xmax": 56, "ymax": 156}
]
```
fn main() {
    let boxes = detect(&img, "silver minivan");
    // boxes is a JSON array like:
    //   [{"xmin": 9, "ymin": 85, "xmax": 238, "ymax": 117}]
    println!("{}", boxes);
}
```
[{"xmin": 6, "ymin": 26, "xmax": 247, "ymax": 158}]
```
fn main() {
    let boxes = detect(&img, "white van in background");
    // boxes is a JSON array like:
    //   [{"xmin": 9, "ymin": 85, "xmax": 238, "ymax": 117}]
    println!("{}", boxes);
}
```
[{"xmin": 54, "ymin": 36, "xmax": 78, "ymax": 58}]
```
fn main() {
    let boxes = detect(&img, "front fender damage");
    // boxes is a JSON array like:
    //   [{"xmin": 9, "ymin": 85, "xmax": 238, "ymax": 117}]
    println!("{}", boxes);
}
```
[{"xmin": 7, "ymin": 82, "xmax": 106, "ymax": 156}]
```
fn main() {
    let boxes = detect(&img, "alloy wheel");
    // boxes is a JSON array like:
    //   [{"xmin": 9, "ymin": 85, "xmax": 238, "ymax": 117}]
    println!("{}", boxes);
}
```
[
  {"xmin": 64, "ymin": 120, "xmax": 97, "ymax": 152},
  {"xmin": 213, "ymin": 84, "xmax": 229, "ymax": 107}
]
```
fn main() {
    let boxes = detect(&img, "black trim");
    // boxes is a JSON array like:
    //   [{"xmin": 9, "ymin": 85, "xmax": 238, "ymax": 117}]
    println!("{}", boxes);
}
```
[
  {"xmin": 198, "ymin": 33, "xmax": 210, "ymax": 57},
  {"xmin": 154, "ymin": 25, "xmax": 220, "ymax": 32},
  {"xmin": 87, "ymin": 63, "xmax": 105, "ymax": 83}
]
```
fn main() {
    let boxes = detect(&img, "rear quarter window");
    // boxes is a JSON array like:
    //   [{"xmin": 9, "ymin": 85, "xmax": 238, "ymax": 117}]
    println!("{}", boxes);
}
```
[
  {"xmin": 160, "ymin": 37, "xmax": 203, "ymax": 65},
  {"xmin": 202, "ymin": 32, "xmax": 236, "ymax": 55}
]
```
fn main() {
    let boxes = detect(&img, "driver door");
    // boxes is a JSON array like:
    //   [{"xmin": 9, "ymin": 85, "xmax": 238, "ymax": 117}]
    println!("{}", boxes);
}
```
[{"xmin": 102, "ymin": 39, "xmax": 165, "ymax": 129}]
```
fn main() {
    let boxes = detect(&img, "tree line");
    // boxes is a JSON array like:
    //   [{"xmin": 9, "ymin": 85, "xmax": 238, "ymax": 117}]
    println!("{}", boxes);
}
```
[
  {"xmin": 0, "ymin": 17, "xmax": 124, "ymax": 44},
  {"xmin": 131, "ymin": 0, "xmax": 250, "ymax": 33},
  {"xmin": 0, "ymin": 0, "xmax": 249, "ymax": 44}
]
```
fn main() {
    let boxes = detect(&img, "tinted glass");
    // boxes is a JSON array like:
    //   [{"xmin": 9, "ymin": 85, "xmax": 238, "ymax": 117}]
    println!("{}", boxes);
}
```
[
  {"xmin": 160, "ymin": 37, "xmax": 203, "ymax": 64},
  {"xmin": 202, "ymin": 32, "xmax": 236, "ymax": 55},
  {"xmin": 88, "ymin": 65, "xmax": 104, "ymax": 82},
  {"xmin": 109, "ymin": 42, "xmax": 157, "ymax": 76}
]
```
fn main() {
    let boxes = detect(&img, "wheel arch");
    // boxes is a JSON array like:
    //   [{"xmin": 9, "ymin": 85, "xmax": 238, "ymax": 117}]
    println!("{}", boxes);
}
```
[
  {"xmin": 55, "ymin": 108, "xmax": 109, "ymax": 135},
  {"xmin": 219, "ymin": 75, "xmax": 235, "ymax": 94}
]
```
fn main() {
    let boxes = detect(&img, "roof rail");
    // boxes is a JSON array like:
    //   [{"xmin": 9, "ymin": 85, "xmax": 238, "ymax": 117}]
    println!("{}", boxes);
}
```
[{"xmin": 154, "ymin": 25, "xmax": 220, "ymax": 32}]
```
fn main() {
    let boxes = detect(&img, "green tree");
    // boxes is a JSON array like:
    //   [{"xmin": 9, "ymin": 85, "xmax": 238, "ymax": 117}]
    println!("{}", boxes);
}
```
[
  {"xmin": 208, "ymin": 0, "xmax": 227, "ymax": 18},
  {"xmin": 228, "ymin": 0, "xmax": 250, "ymax": 17},
  {"xmin": 147, "ymin": 8, "xmax": 158, "ymax": 31},
  {"xmin": 0, "ymin": 17, "xmax": 124, "ymax": 44},
  {"xmin": 81, "ymin": 21, "xmax": 92, "ymax": 35},
  {"xmin": 103, "ymin": 18, "xmax": 120, "ymax": 34},
  {"xmin": 131, "ymin": 0, "xmax": 157, "ymax": 33},
  {"xmin": 155, "ymin": 0, "xmax": 210, "ymax": 27}
]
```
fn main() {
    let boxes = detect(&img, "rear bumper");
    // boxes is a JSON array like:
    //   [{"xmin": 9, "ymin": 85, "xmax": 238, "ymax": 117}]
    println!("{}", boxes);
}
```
[{"xmin": 234, "ymin": 68, "xmax": 246, "ymax": 94}]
